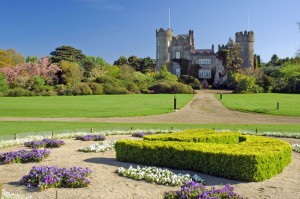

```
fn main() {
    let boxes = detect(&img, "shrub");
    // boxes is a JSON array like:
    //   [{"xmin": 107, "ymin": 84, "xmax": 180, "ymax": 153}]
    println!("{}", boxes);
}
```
[
  {"xmin": 0, "ymin": 149, "xmax": 50, "ymax": 164},
  {"xmin": 72, "ymin": 82, "xmax": 93, "ymax": 95},
  {"xmin": 20, "ymin": 166, "xmax": 92, "ymax": 190},
  {"xmin": 115, "ymin": 130, "xmax": 292, "ymax": 181},
  {"xmin": 88, "ymin": 82, "xmax": 103, "ymax": 95},
  {"xmin": 149, "ymin": 81, "xmax": 194, "ymax": 94},
  {"xmin": 103, "ymin": 84, "xmax": 129, "ymax": 94},
  {"xmin": 179, "ymin": 75, "xmax": 200, "ymax": 89},
  {"xmin": 6, "ymin": 88, "xmax": 35, "ymax": 96},
  {"xmin": 234, "ymin": 76, "xmax": 263, "ymax": 94}
]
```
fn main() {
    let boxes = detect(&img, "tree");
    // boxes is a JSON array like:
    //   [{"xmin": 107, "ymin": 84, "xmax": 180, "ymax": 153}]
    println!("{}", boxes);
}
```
[
  {"xmin": 280, "ymin": 62, "xmax": 300, "ymax": 93},
  {"xmin": 217, "ymin": 38, "xmax": 243, "ymax": 89},
  {"xmin": 225, "ymin": 38, "xmax": 243, "ymax": 73},
  {"xmin": 0, "ymin": 49, "xmax": 13, "ymax": 67},
  {"xmin": 113, "ymin": 56, "xmax": 128, "ymax": 66},
  {"xmin": 50, "ymin": 46, "xmax": 86, "ymax": 64},
  {"xmin": 0, "ymin": 48, "xmax": 24, "ymax": 67},
  {"xmin": 26, "ymin": 56, "xmax": 39, "ymax": 63},
  {"xmin": 7, "ymin": 48, "xmax": 25, "ymax": 66},
  {"xmin": 0, "ymin": 57, "xmax": 60, "ymax": 88},
  {"xmin": 0, "ymin": 73, "xmax": 9, "ymax": 94},
  {"xmin": 58, "ymin": 61, "xmax": 83, "ymax": 86},
  {"xmin": 154, "ymin": 65, "xmax": 178, "ymax": 82},
  {"xmin": 139, "ymin": 57, "xmax": 155, "ymax": 73}
]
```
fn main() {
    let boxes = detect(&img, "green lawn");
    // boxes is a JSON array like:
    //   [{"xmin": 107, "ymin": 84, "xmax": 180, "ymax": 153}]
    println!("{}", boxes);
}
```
[
  {"xmin": 0, "ymin": 94, "xmax": 193, "ymax": 118},
  {"xmin": 218, "ymin": 93, "xmax": 300, "ymax": 117},
  {"xmin": 0, "ymin": 121, "xmax": 299, "ymax": 139}
]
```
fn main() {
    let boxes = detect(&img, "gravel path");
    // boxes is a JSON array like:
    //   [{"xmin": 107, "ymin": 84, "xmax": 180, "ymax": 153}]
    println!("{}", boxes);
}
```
[{"xmin": 1, "ymin": 90, "xmax": 300, "ymax": 124}]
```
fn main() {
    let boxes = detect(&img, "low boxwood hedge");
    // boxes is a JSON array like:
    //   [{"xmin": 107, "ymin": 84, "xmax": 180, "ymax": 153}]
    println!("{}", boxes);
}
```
[{"xmin": 115, "ymin": 130, "xmax": 292, "ymax": 182}]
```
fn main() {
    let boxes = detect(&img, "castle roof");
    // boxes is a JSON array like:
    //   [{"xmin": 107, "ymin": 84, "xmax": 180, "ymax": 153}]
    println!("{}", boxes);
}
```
[
  {"xmin": 175, "ymin": 34, "xmax": 189, "ymax": 39},
  {"xmin": 193, "ymin": 49, "xmax": 214, "ymax": 55}
]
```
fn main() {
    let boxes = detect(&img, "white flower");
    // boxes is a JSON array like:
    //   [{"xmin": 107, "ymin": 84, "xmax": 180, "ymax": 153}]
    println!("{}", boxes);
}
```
[
  {"xmin": 116, "ymin": 165, "xmax": 204, "ymax": 186},
  {"xmin": 2, "ymin": 189, "xmax": 32, "ymax": 199}
]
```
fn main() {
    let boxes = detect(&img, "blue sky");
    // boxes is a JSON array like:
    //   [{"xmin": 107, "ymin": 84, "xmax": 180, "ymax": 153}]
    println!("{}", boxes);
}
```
[{"xmin": 0, "ymin": 0, "xmax": 299, "ymax": 63}]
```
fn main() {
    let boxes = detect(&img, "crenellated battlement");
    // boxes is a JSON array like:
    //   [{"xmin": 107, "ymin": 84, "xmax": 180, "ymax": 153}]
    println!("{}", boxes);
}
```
[
  {"xmin": 235, "ymin": 30, "xmax": 254, "ymax": 42},
  {"xmin": 156, "ymin": 28, "xmax": 173, "ymax": 37}
]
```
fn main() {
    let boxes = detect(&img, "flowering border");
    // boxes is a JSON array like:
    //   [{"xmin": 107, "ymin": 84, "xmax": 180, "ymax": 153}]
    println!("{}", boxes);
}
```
[
  {"xmin": 0, "ymin": 149, "xmax": 50, "ymax": 164},
  {"xmin": 20, "ymin": 166, "xmax": 92, "ymax": 191},
  {"xmin": 292, "ymin": 143, "xmax": 300, "ymax": 153},
  {"xmin": 164, "ymin": 181, "xmax": 246, "ymax": 199},
  {"xmin": 117, "ymin": 165, "xmax": 205, "ymax": 186},
  {"xmin": 78, "ymin": 140, "xmax": 116, "ymax": 152}
]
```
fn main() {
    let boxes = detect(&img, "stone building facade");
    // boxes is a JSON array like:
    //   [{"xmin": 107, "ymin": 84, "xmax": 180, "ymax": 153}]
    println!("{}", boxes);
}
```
[{"xmin": 155, "ymin": 28, "xmax": 254, "ymax": 84}]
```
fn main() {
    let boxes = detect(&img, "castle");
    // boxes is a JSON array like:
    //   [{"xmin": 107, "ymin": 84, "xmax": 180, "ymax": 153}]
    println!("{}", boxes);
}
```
[{"xmin": 155, "ymin": 28, "xmax": 254, "ymax": 84}]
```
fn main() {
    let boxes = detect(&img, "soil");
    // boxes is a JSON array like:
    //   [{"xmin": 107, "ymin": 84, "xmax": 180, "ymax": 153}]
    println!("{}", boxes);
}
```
[
  {"xmin": 1, "ymin": 90, "xmax": 300, "ymax": 198},
  {"xmin": 0, "ymin": 135, "xmax": 299, "ymax": 199}
]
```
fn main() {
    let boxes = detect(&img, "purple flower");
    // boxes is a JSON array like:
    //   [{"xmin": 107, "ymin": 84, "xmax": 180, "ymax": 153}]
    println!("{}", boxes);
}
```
[
  {"xmin": 20, "ymin": 166, "xmax": 92, "ymax": 190},
  {"xmin": 0, "ymin": 149, "xmax": 50, "ymax": 164},
  {"xmin": 164, "ymin": 181, "xmax": 245, "ymax": 199},
  {"xmin": 76, "ymin": 134, "xmax": 105, "ymax": 141},
  {"xmin": 24, "ymin": 139, "xmax": 65, "ymax": 149}
]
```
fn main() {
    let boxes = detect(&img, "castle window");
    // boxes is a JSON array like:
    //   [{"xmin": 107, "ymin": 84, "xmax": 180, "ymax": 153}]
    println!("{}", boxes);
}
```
[
  {"xmin": 176, "ymin": 52, "xmax": 180, "ymax": 59},
  {"xmin": 199, "ymin": 69, "xmax": 211, "ymax": 79},
  {"xmin": 199, "ymin": 59, "xmax": 212, "ymax": 65},
  {"xmin": 157, "ymin": 53, "xmax": 160, "ymax": 59},
  {"xmin": 168, "ymin": 40, "xmax": 170, "ymax": 47},
  {"xmin": 175, "ymin": 69, "xmax": 180, "ymax": 76},
  {"xmin": 157, "ymin": 40, "xmax": 160, "ymax": 46},
  {"xmin": 168, "ymin": 53, "xmax": 170, "ymax": 61}
]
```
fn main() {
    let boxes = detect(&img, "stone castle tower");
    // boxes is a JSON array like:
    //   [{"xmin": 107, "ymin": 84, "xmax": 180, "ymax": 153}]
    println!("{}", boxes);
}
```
[
  {"xmin": 156, "ymin": 28, "xmax": 173, "ymax": 71},
  {"xmin": 235, "ymin": 31, "xmax": 254, "ymax": 69}
]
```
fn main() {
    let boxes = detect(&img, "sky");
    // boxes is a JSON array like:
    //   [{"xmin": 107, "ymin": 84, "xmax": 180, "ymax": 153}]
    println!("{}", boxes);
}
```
[{"xmin": 0, "ymin": 0, "xmax": 299, "ymax": 64}]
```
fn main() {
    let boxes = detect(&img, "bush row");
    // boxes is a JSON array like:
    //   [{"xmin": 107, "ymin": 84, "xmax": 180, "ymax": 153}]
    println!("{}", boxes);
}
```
[
  {"xmin": 115, "ymin": 130, "xmax": 292, "ymax": 182},
  {"xmin": 144, "ymin": 129, "xmax": 241, "ymax": 144},
  {"xmin": 3, "ymin": 80, "xmax": 195, "ymax": 96}
]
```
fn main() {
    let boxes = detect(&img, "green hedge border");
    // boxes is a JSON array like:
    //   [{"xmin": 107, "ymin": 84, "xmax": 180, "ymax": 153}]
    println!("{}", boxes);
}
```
[{"xmin": 115, "ymin": 130, "xmax": 292, "ymax": 181}]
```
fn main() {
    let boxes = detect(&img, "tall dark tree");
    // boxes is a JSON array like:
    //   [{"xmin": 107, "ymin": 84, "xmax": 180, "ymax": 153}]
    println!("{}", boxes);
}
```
[
  {"xmin": 217, "ymin": 38, "xmax": 243, "ymax": 89},
  {"xmin": 139, "ymin": 57, "xmax": 155, "ymax": 73},
  {"xmin": 113, "ymin": 56, "xmax": 128, "ymax": 66},
  {"xmin": 50, "ymin": 46, "xmax": 86, "ymax": 64}
]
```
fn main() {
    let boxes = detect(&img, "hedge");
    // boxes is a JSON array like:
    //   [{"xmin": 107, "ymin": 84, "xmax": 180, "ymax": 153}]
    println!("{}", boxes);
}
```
[{"xmin": 115, "ymin": 130, "xmax": 292, "ymax": 182}]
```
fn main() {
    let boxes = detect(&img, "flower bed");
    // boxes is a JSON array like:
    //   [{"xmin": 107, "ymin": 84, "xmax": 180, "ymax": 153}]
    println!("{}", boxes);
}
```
[
  {"xmin": 78, "ymin": 140, "xmax": 116, "ymax": 152},
  {"xmin": 20, "ymin": 166, "xmax": 92, "ymax": 190},
  {"xmin": 24, "ymin": 138, "xmax": 65, "ymax": 149},
  {"xmin": 164, "ymin": 181, "xmax": 246, "ymax": 199},
  {"xmin": 0, "ymin": 149, "xmax": 50, "ymax": 164},
  {"xmin": 292, "ymin": 144, "xmax": 300, "ymax": 153},
  {"xmin": 117, "ymin": 165, "xmax": 205, "ymax": 186},
  {"xmin": 132, "ymin": 131, "xmax": 155, "ymax": 138},
  {"xmin": 75, "ymin": 134, "xmax": 105, "ymax": 141}
]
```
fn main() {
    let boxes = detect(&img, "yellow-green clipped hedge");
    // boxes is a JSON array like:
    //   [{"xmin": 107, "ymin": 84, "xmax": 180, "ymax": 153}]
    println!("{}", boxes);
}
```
[{"xmin": 115, "ymin": 130, "xmax": 292, "ymax": 182}]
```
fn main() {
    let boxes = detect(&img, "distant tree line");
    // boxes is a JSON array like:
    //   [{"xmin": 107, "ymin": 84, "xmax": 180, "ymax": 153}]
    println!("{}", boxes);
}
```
[{"xmin": 0, "ymin": 46, "xmax": 194, "ymax": 96}]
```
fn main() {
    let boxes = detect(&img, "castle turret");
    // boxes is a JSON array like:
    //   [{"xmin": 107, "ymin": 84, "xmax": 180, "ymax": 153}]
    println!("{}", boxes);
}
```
[
  {"xmin": 235, "ymin": 30, "xmax": 254, "ymax": 69},
  {"xmin": 156, "ymin": 28, "xmax": 173, "ymax": 71}
]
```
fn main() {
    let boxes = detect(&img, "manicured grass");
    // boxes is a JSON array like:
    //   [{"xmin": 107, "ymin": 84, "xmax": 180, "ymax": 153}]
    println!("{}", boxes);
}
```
[
  {"xmin": 218, "ymin": 93, "xmax": 300, "ymax": 117},
  {"xmin": 0, "ymin": 121, "xmax": 299, "ymax": 139},
  {"xmin": 0, "ymin": 94, "xmax": 193, "ymax": 118}
]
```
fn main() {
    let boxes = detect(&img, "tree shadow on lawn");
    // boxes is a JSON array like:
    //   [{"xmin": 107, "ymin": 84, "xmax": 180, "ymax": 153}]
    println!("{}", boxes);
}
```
[{"xmin": 84, "ymin": 157, "xmax": 243, "ymax": 186}]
